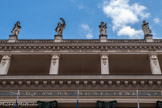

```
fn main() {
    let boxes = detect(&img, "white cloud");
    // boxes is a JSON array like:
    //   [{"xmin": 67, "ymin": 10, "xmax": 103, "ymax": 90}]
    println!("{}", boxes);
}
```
[
  {"xmin": 81, "ymin": 24, "xmax": 93, "ymax": 39},
  {"xmin": 81, "ymin": 24, "xmax": 90, "ymax": 31},
  {"xmin": 153, "ymin": 18, "xmax": 160, "ymax": 24},
  {"xmin": 118, "ymin": 26, "xmax": 143, "ymax": 39},
  {"xmin": 86, "ymin": 33, "xmax": 93, "ymax": 39},
  {"xmin": 103, "ymin": 0, "xmax": 150, "ymax": 38}
]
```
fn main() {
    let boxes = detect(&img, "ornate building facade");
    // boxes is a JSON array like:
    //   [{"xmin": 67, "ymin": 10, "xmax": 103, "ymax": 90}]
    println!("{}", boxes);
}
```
[{"xmin": 0, "ymin": 20, "xmax": 162, "ymax": 108}]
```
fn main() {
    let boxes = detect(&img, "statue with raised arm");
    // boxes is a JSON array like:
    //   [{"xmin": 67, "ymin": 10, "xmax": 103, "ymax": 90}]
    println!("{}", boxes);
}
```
[
  {"xmin": 99, "ymin": 21, "xmax": 107, "ymax": 36},
  {"xmin": 142, "ymin": 20, "xmax": 152, "ymax": 36},
  {"xmin": 55, "ymin": 18, "xmax": 66, "ymax": 36},
  {"xmin": 11, "ymin": 21, "xmax": 21, "ymax": 36}
]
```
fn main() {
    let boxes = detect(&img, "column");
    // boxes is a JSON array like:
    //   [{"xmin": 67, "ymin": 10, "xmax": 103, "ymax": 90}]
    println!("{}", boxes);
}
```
[
  {"xmin": 0, "ymin": 55, "xmax": 11, "ymax": 75},
  {"xmin": 101, "ymin": 54, "xmax": 109, "ymax": 74},
  {"xmin": 49, "ymin": 55, "xmax": 59, "ymax": 75},
  {"xmin": 149, "ymin": 54, "xmax": 161, "ymax": 74}
]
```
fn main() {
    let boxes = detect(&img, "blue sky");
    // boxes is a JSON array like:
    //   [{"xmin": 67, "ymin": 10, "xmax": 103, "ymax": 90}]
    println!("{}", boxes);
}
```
[{"xmin": 0, "ymin": 0, "xmax": 162, "ymax": 39}]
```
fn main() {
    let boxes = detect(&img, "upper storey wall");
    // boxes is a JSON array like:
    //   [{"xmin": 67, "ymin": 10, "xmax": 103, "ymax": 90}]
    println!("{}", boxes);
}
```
[
  {"xmin": 59, "ymin": 54, "xmax": 101, "ymax": 75},
  {"xmin": 8, "ymin": 55, "xmax": 51, "ymax": 75},
  {"xmin": 109, "ymin": 54, "xmax": 151, "ymax": 75}
]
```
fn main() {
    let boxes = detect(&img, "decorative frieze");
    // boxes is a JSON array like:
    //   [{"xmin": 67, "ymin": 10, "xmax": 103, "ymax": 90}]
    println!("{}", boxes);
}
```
[
  {"xmin": 83, "ymin": 80, "xmax": 88, "ymax": 86},
  {"xmin": 100, "ymin": 81, "xmax": 104, "ymax": 86},
  {"xmin": 10, "ymin": 81, "xmax": 15, "ymax": 86},
  {"xmin": 157, "ymin": 81, "xmax": 161, "ymax": 86},
  {"xmin": 116, "ymin": 81, "xmax": 120, "ymax": 85},
  {"xmin": 149, "ymin": 81, "xmax": 153, "ymax": 87},
  {"xmin": 18, "ymin": 81, "xmax": 23, "ymax": 86},
  {"xmin": 0, "ymin": 76, "xmax": 162, "ymax": 90},
  {"xmin": 67, "ymin": 81, "xmax": 72, "ymax": 86},
  {"xmin": 2, "ymin": 81, "xmax": 7, "ymax": 87},
  {"xmin": 124, "ymin": 81, "xmax": 129, "ymax": 86},
  {"xmin": 0, "ymin": 45, "xmax": 161, "ymax": 52},
  {"xmin": 75, "ymin": 81, "xmax": 80, "ymax": 86},
  {"xmin": 140, "ymin": 81, "xmax": 145, "ymax": 86},
  {"xmin": 92, "ymin": 81, "xmax": 96, "ymax": 86},
  {"xmin": 0, "ymin": 90, "xmax": 161, "ymax": 97},
  {"xmin": 26, "ymin": 81, "xmax": 31, "ymax": 86},
  {"xmin": 0, "ymin": 102, "xmax": 37, "ymax": 107},
  {"xmin": 34, "ymin": 81, "xmax": 39, "ymax": 86},
  {"xmin": 43, "ymin": 81, "xmax": 48, "ymax": 86},
  {"xmin": 132, "ymin": 81, "xmax": 137, "ymax": 86},
  {"xmin": 51, "ymin": 81, "xmax": 55, "ymax": 86},
  {"xmin": 59, "ymin": 81, "xmax": 63, "ymax": 86},
  {"xmin": 108, "ymin": 81, "xmax": 113, "ymax": 85}
]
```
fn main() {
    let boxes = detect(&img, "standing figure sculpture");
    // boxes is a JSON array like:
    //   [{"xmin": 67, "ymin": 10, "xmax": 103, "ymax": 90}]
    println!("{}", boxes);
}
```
[
  {"xmin": 11, "ymin": 21, "xmax": 21, "ymax": 36},
  {"xmin": 142, "ymin": 20, "xmax": 152, "ymax": 36},
  {"xmin": 55, "ymin": 18, "xmax": 66, "ymax": 36},
  {"xmin": 99, "ymin": 21, "xmax": 107, "ymax": 36}
]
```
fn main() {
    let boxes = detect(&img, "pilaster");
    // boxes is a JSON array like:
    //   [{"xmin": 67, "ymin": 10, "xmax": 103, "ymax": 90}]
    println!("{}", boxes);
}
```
[
  {"xmin": 149, "ymin": 54, "xmax": 161, "ymax": 74},
  {"xmin": 49, "ymin": 54, "xmax": 60, "ymax": 75},
  {"xmin": 101, "ymin": 54, "xmax": 109, "ymax": 74},
  {"xmin": 0, "ymin": 55, "xmax": 11, "ymax": 75}
]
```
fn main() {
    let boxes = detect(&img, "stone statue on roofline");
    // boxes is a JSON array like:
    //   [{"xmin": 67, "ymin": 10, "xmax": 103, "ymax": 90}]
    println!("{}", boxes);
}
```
[
  {"xmin": 99, "ymin": 21, "xmax": 107, "ymax": 36},
  {"xmin": 55, "ymin": 18, "xmax": 66, "ymax": 36},
  {"xmin": 142, "ymin": 20, "xmax": 152, "ymax": 37},
  {"xmin": 11, "ymin": 21, "xmax": 21, "ymax": 36}
]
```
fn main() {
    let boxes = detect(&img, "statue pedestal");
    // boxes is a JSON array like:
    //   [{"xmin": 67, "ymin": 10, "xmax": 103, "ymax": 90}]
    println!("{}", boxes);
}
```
[
  {"xmin": 54, "ymin": 35, "xmax": 62, "ymax": 42},
  {"xmin": 8, "ymin": 35, "xmax": 18, "ymax": 43},
  {"xmin": 99, "ymin": 35, "xmax": 107, "ymax": 42},
  {"xmin": 145, "ymin": 34, "xmax": 153, "ymax": 42}
]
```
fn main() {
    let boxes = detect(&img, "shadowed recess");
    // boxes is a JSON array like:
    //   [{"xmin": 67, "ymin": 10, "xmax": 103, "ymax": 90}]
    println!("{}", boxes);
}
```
[
  {"xmin": 157, "ymin": 55, "xmax": 162, "ymax": 71},
  {"xmin": 8, "ymin": 55, "xmax": 51, "ymax": 75},
  {"xmin": 0, "ymin": 55, "xmax": 2, "ymax": 62},
  {"xmin": 59, "ymin": 54, "xmax": 101, "ymax": 75},
  {"xmin": 109, "ymin": 54, "xmax": 151, "ymax": 75}
]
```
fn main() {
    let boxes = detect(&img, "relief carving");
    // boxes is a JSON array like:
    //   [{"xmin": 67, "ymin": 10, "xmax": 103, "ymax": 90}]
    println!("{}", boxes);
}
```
[
  {"xmin": 150, "ymin": 55, "xmax": 158, "ymax": 65},
  {"xmin": 52, "ymin": 55, "xmax": 59, "ymax": 65},
  {"xmin": 153, "ymin": 60, "xmax": 157, "ymax": 65},
  {"xmin": 101, "ymin": 55, "xmax": 108, "ymax": 65},
  {"xmin": 102, "ymin": 58, "xmax": 107, "ymax": 65},
  {"xmin": 1, "ymin": 56, "xmax": 10, "ymax": 65}
]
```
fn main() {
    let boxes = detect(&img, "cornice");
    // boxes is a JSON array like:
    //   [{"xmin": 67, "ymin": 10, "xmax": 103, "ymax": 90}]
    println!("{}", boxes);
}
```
[
  {"xmin": 0, "ymin": 75, "xmax": 162, "ymax": 90},
  {"xmin": 0, "ymin": 41, "xmax": 162, "ymax": 52}
]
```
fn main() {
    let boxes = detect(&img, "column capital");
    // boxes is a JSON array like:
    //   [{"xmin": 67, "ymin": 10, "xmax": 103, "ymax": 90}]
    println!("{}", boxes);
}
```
[
  {"xmin": 101, "ymin": 54, "xmax": 109, "ymax": 58},
  {"xmin": 51, "ymin": 54, "xmax": 60, "ymax": 58},
  {"xmin": 2, "ymin": 55, "xmax": 11, "ymax": 59},
  {"xmin": 149, "ymin": 54, "xmax": 158, "ymax": 57},
  {"xmin": 2, "ymin": 53, "xmax": 11, "ymax": 57}
]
